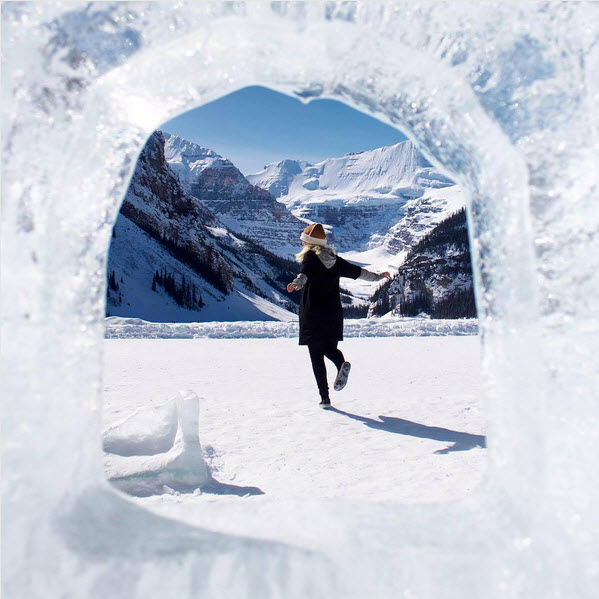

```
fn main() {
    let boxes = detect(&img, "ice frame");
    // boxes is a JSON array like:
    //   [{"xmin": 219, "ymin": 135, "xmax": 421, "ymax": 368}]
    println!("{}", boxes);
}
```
[{"xmin": 2, "ymin": 2, "xmax": 599, "ymax": 597}]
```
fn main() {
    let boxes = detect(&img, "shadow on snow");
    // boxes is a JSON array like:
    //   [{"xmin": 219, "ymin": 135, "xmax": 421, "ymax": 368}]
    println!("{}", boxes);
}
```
[
  {"xmin": 329, "ymin": 408, "xmax": 486, "ymax": 454},
  {"xmin": 201, "ymin": 477, "xmax": 265, "ymax": 497},
  {"xmin": 109, "ymin": 474, "xmax": 264, "ymax": 498}
]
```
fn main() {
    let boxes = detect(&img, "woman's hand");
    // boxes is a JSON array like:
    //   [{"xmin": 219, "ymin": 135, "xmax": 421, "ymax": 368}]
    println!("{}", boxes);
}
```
[
  {"xmin": 287, "ymin": 282, "xmax": 299, "ymax": 292},
  {"xmin": 380, "ymin": 271, "xmax": 391, "ymax": 281}
]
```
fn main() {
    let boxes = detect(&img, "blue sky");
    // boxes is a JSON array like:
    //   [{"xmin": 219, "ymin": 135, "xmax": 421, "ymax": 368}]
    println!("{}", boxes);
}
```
[{"xmin": 161, "ymin": 85, "xmax": 407, "ymax": 175}]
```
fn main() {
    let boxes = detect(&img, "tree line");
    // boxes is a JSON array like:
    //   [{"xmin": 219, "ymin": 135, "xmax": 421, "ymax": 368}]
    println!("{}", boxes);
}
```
[
  {"xmin": 119, "ymin": 201, "xmax": 233, "ymax": 295},
  {"xmin": 152, "ymin": 267, "xmax": 205, "ymax": 311}
]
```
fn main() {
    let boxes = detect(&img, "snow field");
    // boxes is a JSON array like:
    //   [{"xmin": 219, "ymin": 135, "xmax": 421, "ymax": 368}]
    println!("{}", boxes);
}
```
[{"xmin": 103, "ymin": 336, "xmax": 486, "ymax": 522}]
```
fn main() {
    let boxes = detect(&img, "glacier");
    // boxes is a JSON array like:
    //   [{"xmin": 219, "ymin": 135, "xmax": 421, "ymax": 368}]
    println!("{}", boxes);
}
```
[{"xmin": 2, "ymin": 1, "xmax": 599, "ymax": 598}]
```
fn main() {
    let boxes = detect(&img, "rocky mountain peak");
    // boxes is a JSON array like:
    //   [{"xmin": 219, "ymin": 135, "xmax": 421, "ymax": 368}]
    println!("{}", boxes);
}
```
[{"xmin": 162, "ymin": 133, "xmax": 307, "ymax": 258}]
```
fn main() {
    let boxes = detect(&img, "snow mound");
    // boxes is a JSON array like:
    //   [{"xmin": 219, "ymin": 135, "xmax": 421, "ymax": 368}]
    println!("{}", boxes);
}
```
[{"xmin": 105, "ymin": 317, "xmax": 478, "ymax": 340}]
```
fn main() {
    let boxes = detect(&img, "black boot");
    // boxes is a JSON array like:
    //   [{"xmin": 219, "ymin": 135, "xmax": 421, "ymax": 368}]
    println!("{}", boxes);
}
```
[{"xmin": 319, "ymin": 396, "xmax": 332, "ymax": 409}]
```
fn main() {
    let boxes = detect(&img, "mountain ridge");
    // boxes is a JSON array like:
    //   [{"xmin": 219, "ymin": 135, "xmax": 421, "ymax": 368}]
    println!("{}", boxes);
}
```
[{"xmin": 107, "ymin": 130, "xmax": 473, "ymax": 321}]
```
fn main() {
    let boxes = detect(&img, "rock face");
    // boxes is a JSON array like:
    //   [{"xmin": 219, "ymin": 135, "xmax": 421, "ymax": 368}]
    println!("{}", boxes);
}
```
[
  {"xmin": 107, "ymin": 131, "xmax": 299, "ymax": 323},
  {"xmin": 118, "ymin": 131, "xmax": 230, "ymax": 291},
  {"xmin": 370, "ymin": 208, "xmax": 476, "ymax": 318},
  {"xmin": 163, "ymin": 133, "xmax": 307, "ymax": 258},
  {"xmin": 248, "ymin": 141, "xmax": 464, "ymax": 265}
]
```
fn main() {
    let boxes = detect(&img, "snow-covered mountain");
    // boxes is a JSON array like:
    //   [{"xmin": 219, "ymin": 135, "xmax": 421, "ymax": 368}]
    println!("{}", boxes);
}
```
[
  {"xmin": 247, "ymin": 158, "xmax": 311, "ymax": 198},
  {"xmin": 108, "ymin": 131, "xmax": 470, "ymax": 321},
  {"xmin": 370, "ymin": 208, "xmax": 475, "ymax": 318},
  {"xmin": 163, "ymin": 132, "xmax": 307, "ymax": 258},
  {"xmin": 106, "ymin": 131, "xmax": 298, "ymax": 323},
  {"xmin": 247, "ymin": 141, "xmax": 465, "ymax": 283}
]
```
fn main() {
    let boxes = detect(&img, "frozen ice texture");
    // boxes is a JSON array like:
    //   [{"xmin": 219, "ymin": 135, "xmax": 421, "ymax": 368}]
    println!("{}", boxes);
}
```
[
  {"xmin": 102, "ymin": 395, "xmax": 179, "ymax": 456},
  {"xmin": 2, "ymin": 1, "xmax": 599, "ymax": 597},
  {"xmin": 104, "ymin": 390, "xmax": 210, "ymax": 496}
]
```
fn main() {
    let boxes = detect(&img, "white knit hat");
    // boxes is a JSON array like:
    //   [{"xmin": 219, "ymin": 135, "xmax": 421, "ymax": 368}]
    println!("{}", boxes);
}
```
[{"xmin": 300, "ymin": 223, "xmax": 327, "ymax": 246}]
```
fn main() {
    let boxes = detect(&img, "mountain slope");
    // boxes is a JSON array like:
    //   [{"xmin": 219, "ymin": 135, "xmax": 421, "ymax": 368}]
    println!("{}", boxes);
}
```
[
  {"xmin": 107, "ymin": 131, "xmax": 298, "ymax": 322},
  {"xmin": 163, "ymin": 132, "xmax": 307, "ymax": 258},
  {"xmin": 370, "ymin": 208, "xmax": 476, "ymax": 318},
  {"xmin": 247, "ymin": 158, "xmax": 312, "ymax": 198}
]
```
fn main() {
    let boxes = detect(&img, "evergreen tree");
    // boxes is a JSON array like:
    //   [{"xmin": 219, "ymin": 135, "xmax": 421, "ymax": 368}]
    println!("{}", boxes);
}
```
[{"xmin": 108, "ymin": 270, "xmax": 119, "ymax": 291}]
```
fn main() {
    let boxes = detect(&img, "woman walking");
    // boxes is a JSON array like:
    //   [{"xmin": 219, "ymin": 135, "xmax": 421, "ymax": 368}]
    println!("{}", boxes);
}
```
[{"xmin": 287, "ymin": 224, "xmax": 391, "ymax": 409}]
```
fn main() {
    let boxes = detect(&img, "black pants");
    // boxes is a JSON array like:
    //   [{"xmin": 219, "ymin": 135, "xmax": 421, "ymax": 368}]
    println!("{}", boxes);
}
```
[{"xmin": 307, "ymin": 341, "xmax": 345, "ymax": 400}]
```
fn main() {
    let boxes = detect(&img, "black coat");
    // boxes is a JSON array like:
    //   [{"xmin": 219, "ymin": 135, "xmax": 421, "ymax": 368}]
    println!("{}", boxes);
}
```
[{"xmin": 298, "ymin": 250, "xmax": 361, "ymax": 345}]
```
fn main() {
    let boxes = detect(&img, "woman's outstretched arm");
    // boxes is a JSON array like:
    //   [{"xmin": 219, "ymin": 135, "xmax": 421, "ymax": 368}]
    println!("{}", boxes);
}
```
[
  {"xmin": 357, "ymin": 268, "xmax": 391, "ymax": 282},
  {"xmin": 338, "ymin": 255, "xmax": 391, "ymax": 282}
]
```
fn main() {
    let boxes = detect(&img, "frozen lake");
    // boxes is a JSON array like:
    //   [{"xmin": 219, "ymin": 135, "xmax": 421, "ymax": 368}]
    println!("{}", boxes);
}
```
[{"xmin": 103, "ymin": 335, "xmax": 487, "ymax": 530}]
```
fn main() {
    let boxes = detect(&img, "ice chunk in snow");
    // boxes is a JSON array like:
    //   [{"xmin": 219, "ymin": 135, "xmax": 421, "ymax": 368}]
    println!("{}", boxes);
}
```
[
  {"xmin": 105, "ymin": 391, "xmax": 210, "ymax": 496},
  {"xmin": 102, "ymin": 396, "xmax": 178, "ymax": 456}
]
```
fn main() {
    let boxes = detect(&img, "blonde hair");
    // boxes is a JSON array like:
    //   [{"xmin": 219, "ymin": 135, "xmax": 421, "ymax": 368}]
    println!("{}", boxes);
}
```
[{"xmin": 295, "ymin": 244, "xmax": 323, "ymax": 263}]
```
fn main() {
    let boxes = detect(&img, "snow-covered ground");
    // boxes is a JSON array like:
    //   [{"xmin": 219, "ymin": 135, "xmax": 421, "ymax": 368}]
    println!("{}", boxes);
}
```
[{"xmin": 103, "ymin": 332, "xmax": 486, "ymax": 541}]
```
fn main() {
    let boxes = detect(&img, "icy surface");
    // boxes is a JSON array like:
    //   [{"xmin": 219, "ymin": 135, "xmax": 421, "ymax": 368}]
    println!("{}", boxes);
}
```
[
  {"xmin": 102, "ymin": 395, "xmax": 179, "ymax": 456},
  {"xmin": 3, "ymin": 2, "xmax": 599, "ymax": 598},
  {"xmin": 104, "ymin": 390, "xmax": 210, "ymax": 496}
]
